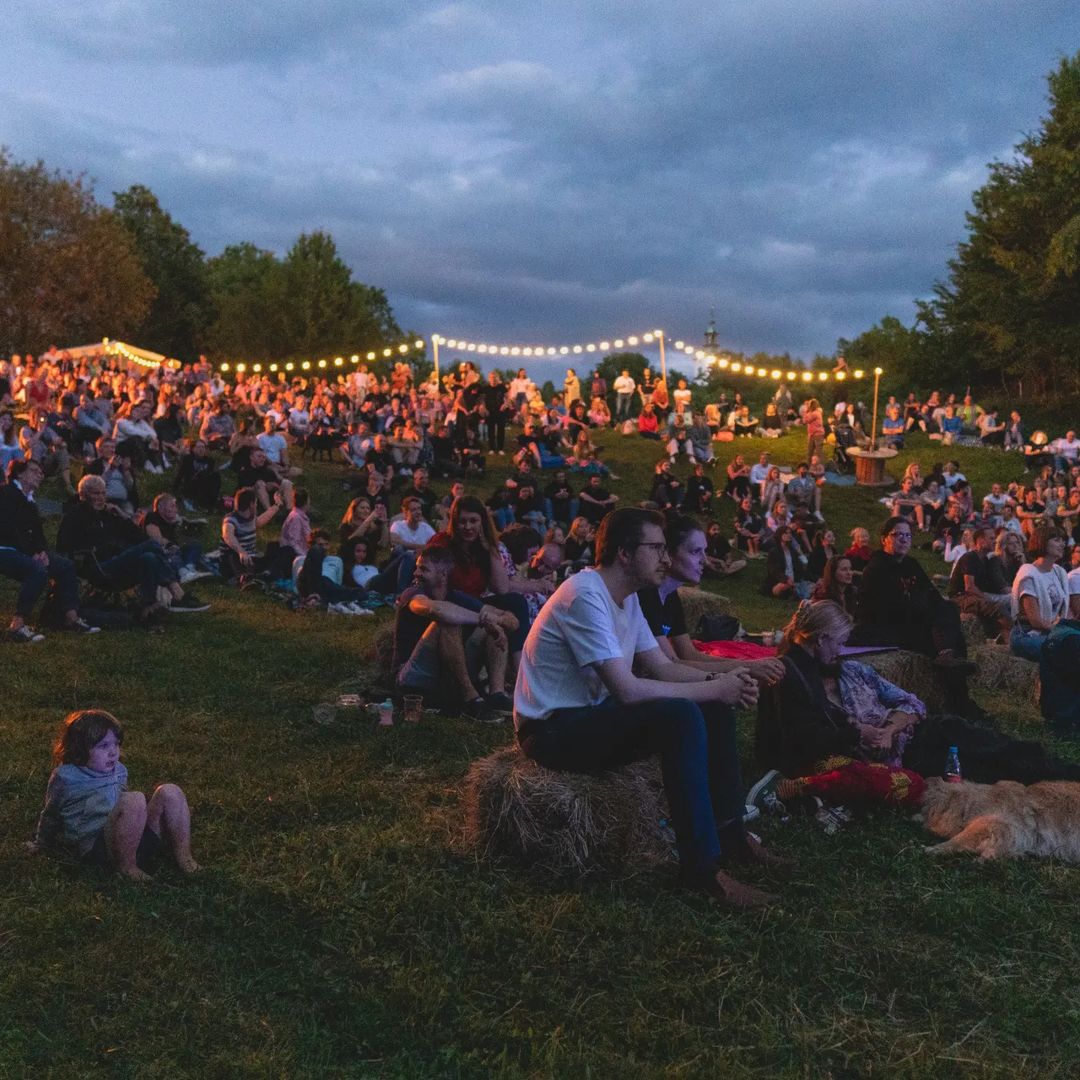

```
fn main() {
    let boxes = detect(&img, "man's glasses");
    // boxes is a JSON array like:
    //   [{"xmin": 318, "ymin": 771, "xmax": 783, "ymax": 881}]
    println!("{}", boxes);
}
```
[{"xmin": 633, "ymin": 542, "xmax": 669, "ymax": 555}]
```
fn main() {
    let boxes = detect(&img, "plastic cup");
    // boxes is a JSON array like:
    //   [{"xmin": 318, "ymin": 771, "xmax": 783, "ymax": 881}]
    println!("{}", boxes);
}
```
[
  {"xmin": 377, "ymin": 701, "xmax": 394, "ymax": 726},
  {"xmin": 403, "ymin": 694, "xmax": 423, "ymax": 723}
]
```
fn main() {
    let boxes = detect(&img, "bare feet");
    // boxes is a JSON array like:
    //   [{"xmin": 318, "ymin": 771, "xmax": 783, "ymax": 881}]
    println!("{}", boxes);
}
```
[
  {"xmin": 693, "ymin": 869, "xmax": 777, "ymax": 908},
  {"xmin": 119, "ymin": 866, "xmax": 153, "ymax": 882},
  {"xmin": 176, "ymin": 856, "xmax": 202, "ymax": 874},
  {"xmin": 741, "ymin": 833, "xmax": 795, "ymax": 869}
]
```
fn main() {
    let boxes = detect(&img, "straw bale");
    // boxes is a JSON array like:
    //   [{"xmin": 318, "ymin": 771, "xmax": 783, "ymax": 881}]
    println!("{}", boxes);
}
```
[
  {"xmin": 679, "ymin": 587, "xmax": 731, "ymax": 632},
  {"xmin": 959, "ymin": 614, "xmax": 989, "ymax": 656},
  {"xmin": 461, "ymin": 747, "xmax": 672, "ymax": 875},
  {"xmin": 971, "ymin": 643, "xmax": 1040, "ymax": 695},
  {"xmin": 863, "ymin": 650, "xmax": 948, "ymax": 712}
]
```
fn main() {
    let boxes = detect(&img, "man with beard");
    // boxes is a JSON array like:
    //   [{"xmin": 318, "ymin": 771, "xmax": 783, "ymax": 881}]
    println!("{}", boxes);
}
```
[{"xmin": 513, "ymin": 508, "xmax": 784, "ymax": 908}]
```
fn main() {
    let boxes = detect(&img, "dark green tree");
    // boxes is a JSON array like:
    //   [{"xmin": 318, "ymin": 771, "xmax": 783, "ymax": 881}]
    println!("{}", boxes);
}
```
[
  {"xmin": 113, "ymin": 184, "xmax": 210, "ymax": 359},
  {"xmin": 279, "ymin": 231, "xmax": 401, "ymax": 360},
  {"xmin": 838, "ymin": 316, "xmax": 924, "ymax": 395},
  {"xmin": 916, "ymin": 52, "xmax": 1080, "ymax": 396},
  {"xmin": 0, "ymin": 150, "xmax": 154, "ymax": 352},
  {"xmin": 594, "ymin": 351, "xmax": 651, "ymax": 387},
  {"xmin": 203, "ymin": 242, "xmax": 286, "ymax": 361}
]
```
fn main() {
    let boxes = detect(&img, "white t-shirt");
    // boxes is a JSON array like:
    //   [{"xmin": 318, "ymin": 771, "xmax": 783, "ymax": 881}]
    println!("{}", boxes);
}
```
[
  {"xmin": 1054, "ymin": 437, "xmax": 1080, "ymax": 461},
  {"xmin": 351, "ymin": 563, "xmax": 379, "ymax": 587},
  {"xmin": 673, "ymin": 388, "xmax": 692, "ymax": 412},
  {"xmin": 514, "ymin": 568, "xmax": 658, "ymax": 722},
  {"xmin": 1067, "ymin": 567, "xmax": 1080, "ymax": 598},
  {"xmin": 389, "ymin": 519, "xmax": 435, "ymax": 549},
  {"xmin": 257, "ymin": 432, "xmax": 288, "ymax": 464},
  {"xmin": 1012, "ymin": 562, "xmax": 1068, "ymax": 627},
  {"xmin": 613, "ymin": 375, "xmax": 636, "ymax": 395}
]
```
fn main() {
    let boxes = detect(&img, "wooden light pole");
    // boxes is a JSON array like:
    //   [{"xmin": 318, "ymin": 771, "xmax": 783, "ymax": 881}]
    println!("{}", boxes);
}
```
[{"xmin": 869, "ymin": 367, "xmax": 883, "ymax": 451}]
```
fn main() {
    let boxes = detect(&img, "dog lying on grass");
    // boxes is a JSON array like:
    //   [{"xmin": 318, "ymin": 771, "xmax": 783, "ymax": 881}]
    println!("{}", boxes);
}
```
[{"xmin": 921, "ymin": 778, "xmax": 1080, "ymax": 863}]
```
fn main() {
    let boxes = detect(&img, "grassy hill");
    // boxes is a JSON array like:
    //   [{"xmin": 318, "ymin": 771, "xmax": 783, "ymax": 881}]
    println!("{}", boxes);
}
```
[{"xmin": 2, "ymin": 427, "xmax": 1079, "ymax": 1076}]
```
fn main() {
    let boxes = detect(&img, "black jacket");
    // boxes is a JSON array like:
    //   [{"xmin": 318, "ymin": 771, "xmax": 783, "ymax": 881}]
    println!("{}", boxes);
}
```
[
  {"xmin": 56, "ymin": 503, "xmax": 146, "ymax": 561},
  {"xmin": 856, "ymin": 550, "xmax": 939, "ymax": 628},
  {"xmin": 755, "ymin": 644, "xmax": 862, "ymax": 776},
  {"xmin": 0, "ymin": 482, "xmax": 48, "ymax": 555}
]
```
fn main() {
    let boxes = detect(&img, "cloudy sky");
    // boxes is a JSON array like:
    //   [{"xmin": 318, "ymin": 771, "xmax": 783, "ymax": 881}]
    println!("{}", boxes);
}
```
[{"xmin": 2, "ymin": 1, "xmax": 1077, "ymax": 366}]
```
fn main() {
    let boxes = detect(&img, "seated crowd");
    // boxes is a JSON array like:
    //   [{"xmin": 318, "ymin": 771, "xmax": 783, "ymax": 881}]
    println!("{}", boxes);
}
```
[{"xmin": 7, "ymin": 348, "xmax": 1080, "ymax": 904}]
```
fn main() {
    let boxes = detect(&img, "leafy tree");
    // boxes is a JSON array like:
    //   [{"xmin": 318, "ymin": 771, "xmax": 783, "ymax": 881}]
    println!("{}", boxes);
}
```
[
  {"xmin": 113, "ymin": 185, "xmax": 211, "ymax": 360},
  {"xmin": 279, "ymin": 231, "xmax": 400, "ymax": 360},
  {"xmin": 203, "ymin": 242, "xmax": 286, "ymax": 361},
  {"xmin": 0, "ymin": 150, "xmax": 154, "ymax": 352},
  {"xmin": 916, "ymin": 52, "xmax": 1080, "ymax": 396},
  {"xmin": 837, "ymin": 316, "xmax": 924, "ymax": 395},
  {"xmin": 594, "ymin": 351, "xmax": 652, "ymax": 387}
]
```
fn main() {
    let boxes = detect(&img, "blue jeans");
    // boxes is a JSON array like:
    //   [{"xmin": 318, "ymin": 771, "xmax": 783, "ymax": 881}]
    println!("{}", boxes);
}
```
[
  {"xmin": 97, "ymin": 540, "xmax": 175, "ymax": 604},
  {"xmin": 0, "ymin": 548, "xmax": 80, "ymax": 619},
  {"xmin": 545, "ymin": 497, "xmax": 578, "ymax": 526},
  {"xmin": 1011, "ymin": 624, "xmax": 1047, "ymax": 662},
  {"xmin": 517, "ymin": 697, "xmax": 743, "ymax": 875}
]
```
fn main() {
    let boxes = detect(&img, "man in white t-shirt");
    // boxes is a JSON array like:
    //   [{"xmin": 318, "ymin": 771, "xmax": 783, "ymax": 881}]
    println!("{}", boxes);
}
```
[
  {"xmin": 389, "ymin": 497, "xmax": 436, "ymax": 555},
  {"xmin": 748, "ymin": 452, "xmax": 771, "ymax": 489},
  {"xmin": 257, "ymin": 416, "xmax": 288, "ymax": 464},
  {"xmin": 513, "ymin": 507, "xmax": 782, "ymax": 907},
  {"xmin": 1054, "ymin": 430, "xmax": 1080, "ymax": 471},
  {"xmin": 1067, "ymin": 547, "xmax": 1080, "ymax": 619},
  {"xmin": 613, "ymin": 370, "xmax": 636, "ymax": 420}
]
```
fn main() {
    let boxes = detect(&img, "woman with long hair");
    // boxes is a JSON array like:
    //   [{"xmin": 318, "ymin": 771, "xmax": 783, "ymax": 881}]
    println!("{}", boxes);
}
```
[
  {"xmin": 804, "ymin": 398, "xmax": 825, "ymax": 462},
  {"xmin": 750, "ymin": 599, "xmax": 1080, "ymax": 821},
  {"xmin": 427, "ymin": 494, "xmax": 531, "ymax": 654},
  {"xmin": 810, "ymin": 554, "xmax": 858, "ymax": 616}
]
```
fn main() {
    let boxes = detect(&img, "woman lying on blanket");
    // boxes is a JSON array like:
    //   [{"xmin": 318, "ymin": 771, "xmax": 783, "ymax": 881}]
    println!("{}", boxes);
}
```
[{"xmin": 749, "ymin": 601, "xmax": 1080, "ymax": 817}]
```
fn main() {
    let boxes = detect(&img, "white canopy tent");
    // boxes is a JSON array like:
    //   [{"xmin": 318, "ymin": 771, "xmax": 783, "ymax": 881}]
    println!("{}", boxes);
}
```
[{"xmin": 60, "ymin": 340, "xmax": 172, "ymax": 371}]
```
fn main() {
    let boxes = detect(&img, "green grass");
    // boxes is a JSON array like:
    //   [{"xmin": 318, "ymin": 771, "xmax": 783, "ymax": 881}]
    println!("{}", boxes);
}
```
[{"xmin": 3, "ymin": 428, "xmax": 1080, "ymax": 1077}]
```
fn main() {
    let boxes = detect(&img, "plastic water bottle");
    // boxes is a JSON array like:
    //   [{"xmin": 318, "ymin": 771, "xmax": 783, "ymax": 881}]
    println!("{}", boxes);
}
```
[{"xmin": 944, "ymin": 746, "xmax": 963, "ymax": 784}]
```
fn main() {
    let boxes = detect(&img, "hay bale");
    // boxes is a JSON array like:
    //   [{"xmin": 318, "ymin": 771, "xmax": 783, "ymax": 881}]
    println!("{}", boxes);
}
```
[
  {"xmin": 863, "ymin": 650, "xmax": 948, "ymax": 712},
  {"xmin": 461, "ymin": 747, "xmax": 672, "ymax": 875},
  {"xmin": 959, "ymin": 614, "xmax": 988, "ymax": 656},
  {"xmin": 971, "ymin": 643, "xmax": 1040, "ymax": 694},
  {"xmin": 679, "ymin": 587, "xmax": 731, "ymax": 633}
]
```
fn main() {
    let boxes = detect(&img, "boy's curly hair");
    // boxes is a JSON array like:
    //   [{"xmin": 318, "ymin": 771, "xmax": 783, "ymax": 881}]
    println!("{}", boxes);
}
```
[{"xmin": 53, "ymin": 710, "xmax": 124, "ymax": 766}]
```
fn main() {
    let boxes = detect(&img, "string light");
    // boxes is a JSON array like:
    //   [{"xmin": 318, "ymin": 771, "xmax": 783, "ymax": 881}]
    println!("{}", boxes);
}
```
[
  {"xmin": 431, "ymin": 330, "xmax": 667, "ymax": 359},
  {"xmin": 211, "ymin": 337, "xmax": 426, "ymax": 375}
]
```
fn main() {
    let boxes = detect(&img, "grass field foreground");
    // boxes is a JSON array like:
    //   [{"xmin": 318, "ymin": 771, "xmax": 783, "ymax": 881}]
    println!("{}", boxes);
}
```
[{"xmin": 3, "ymin": 427, "xmax": 1080, "ymax": 1076}]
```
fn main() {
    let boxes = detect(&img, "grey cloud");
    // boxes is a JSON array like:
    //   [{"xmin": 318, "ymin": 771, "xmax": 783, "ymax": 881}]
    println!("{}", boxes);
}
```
[{"xmin": 2, "ymin": 1, "xmax": 1079, "ymax": 356}]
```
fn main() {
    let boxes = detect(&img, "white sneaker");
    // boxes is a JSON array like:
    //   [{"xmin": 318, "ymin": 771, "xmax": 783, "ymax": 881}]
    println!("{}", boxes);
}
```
[
  {"xmin": 327, "ymin": 602, "xmax": 350, "ymax": 614},
  {"xmin": 179, "ymin": 566, "xmax": 214, "ymax": 584}
]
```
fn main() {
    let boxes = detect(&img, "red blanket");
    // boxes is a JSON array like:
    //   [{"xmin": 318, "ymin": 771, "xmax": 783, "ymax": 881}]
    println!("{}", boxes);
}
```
[{"xmin": 693, "ymin": 639, "xmax": 777, "ymax": 659}]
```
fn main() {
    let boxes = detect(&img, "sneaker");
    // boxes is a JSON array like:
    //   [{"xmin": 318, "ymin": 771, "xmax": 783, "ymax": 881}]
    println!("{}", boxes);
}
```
[
  {"xmin": 7, "ymin": 625, "xmax": 45, "ymax": 644},
  {"xmin": 182, "ymin": 499, "xmax": 197, "ymax": 513},
  {"xmin": 484, "ymin": 690, "xmax": 514, "ymax": 715},
  {"xmin": 462, "ymin": 697, "xmax": 503, "ymax": 724},
  {"xmin": 810, "ymin": 797, "xmax": 845, "ymax": 836},
  {"xmin": 171, "ymin": 593, "xmax": 210, "ymax": 612},
  {"xmin": 327, "ymin": 602, "xmax": 352, "ymax": 615},
  {"xmin": 813, "ymin": 511, "xmax": 825, "ymax": 523},
  {"xmin": 746, "ymin": 769, "xmax": 783, "ymax": 812},
  {"xmin": 179, "ymin": 566, "xmax": 214, "ymax": 584},
  {"xmin": 64, "ymin": 617, "xmax": 101, "ymax": 634}
]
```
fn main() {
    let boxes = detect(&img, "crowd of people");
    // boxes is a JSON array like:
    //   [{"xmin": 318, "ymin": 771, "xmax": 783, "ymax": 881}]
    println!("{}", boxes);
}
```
[{"xmin": 6, "ymin": 347, "xmax": 1080, "ymax": 902}]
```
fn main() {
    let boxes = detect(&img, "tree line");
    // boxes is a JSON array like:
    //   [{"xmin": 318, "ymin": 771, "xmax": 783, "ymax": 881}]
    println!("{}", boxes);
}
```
[
  {"xmin": 0, "ymin": 156, "xmax": 402, "ymax": 362},
  {"xmin": 840, "ymin": 50, "xmax": 1080, "ymax": 401}
]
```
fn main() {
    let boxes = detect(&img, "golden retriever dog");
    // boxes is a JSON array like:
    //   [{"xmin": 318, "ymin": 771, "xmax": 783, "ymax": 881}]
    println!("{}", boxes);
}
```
[{"xmin": 920, "ymin": 777, "xmax": 1080, "ymax": 862}]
